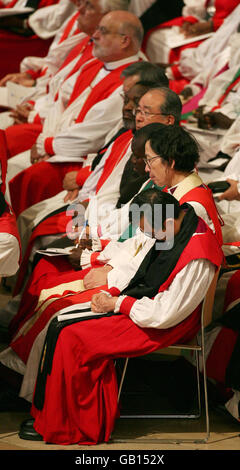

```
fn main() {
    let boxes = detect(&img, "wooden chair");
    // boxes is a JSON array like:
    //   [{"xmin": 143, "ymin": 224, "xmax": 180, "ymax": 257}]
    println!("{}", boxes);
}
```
[{"xmin": 115, "ymin": 267, "xmax": 220, "ymax": 444}]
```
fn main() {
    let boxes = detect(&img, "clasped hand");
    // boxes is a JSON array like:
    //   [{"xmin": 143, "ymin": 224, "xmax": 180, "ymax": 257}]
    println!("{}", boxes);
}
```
[{"xmin": 91, "ymin": 292, "xmax": 118, "ymax": 313}]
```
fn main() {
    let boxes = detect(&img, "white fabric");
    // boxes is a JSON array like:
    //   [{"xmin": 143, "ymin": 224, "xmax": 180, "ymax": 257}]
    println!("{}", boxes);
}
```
[
  {"xmin": 35, "ymin": 55, "xmax": 139, "ymax": 161},
  {"xmin": 28, "ymin": 0, "xmax": 76, "ymax": 38},
  {"xmin": 0, "ymin": 232, "xmax": 20, "ymax": 276},
  {"xmin": 178, "ymin": 4, "xmax": 240, "ymax": 81},
  {"xmin": 115, "ymin": 259, "xmax": 215, "ymax": 329},
  {"xmin": 128, "ymin": 0, "xmax": 155, "ymax": 17},
  {"xmin": 145, "ymin": 0, "xmax": 209, "ymax": 63}
]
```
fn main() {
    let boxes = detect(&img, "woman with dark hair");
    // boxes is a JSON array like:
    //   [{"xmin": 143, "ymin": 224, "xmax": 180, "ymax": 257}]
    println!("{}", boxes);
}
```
[
  {"xmin": 142, "ymin": 123, "xmax": 223, "ymax": 245},
  {"xmin": 18, "ymin": 188, "xmax": 222, "ymax": 445}
]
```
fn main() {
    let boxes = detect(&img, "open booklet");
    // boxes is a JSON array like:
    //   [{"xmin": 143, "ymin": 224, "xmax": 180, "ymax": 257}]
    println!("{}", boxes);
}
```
[
  {"xmin": 36, "ymin": 247, "xmax": 74, "ymax": 256},
  {"xmin": 57, "ymin": 302, "xmax": 107, "ymax": 322},
  {"xmin": 0, "ymin": 81, "xmax": 34, "ymax": 108}
]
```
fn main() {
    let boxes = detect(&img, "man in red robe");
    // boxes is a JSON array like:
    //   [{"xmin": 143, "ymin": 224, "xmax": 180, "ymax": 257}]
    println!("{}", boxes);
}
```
[{"xmin": 18, "ymin": 189, "xmax": 223, "ymax": 444}]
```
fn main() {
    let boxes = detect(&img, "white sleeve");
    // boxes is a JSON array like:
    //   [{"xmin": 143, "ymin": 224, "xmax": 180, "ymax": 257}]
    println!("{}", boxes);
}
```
[
  {"xmin": 28, "ymin": 0, "xmax": 76, "ymax": 38},
  {"xmin": 0, "ymin": 233, "xmax": 20, "ymax": 277},
  {"xmin": 115, "ymin": 259, "xmax": 216, "ymax": 329},
  {"xmin": 49, "ymin": 88, "xmax": 124, "ymax": 160}
]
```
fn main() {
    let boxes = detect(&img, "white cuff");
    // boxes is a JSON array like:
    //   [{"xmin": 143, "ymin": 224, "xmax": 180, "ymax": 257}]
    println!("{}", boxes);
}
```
[{"xmin": 36, "ymin": 133, "xmax": 46, "ymax": 156}]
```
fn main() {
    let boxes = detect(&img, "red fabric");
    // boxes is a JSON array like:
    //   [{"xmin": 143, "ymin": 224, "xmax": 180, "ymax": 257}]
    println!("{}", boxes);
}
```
[
  {"xmin": 0, "ymin": 129, "xmax": 8, "ymax": 194},
  {"xmin": 9, "ymin": 161, "xmax": 81, "ymax": 219},
  {"xmin": 206, "ymin": 327, "xmax": 238, "ymax": 384},
  {"xmin": 0, "ymin": 32, "xmax": 52, "ymax": 80},
  {"xmin": 179, "ymin": 185, "xmax": 223, "ymax": 246},
  {"xmin": 44, "ymin": 137, "xmax": 54, "ymax": 155},
  {"xmin": 96, "ymin": 131, "xmax": 132, "ymax": 193},
  {"xmin": 211, "ymin": 0, "xmax": 240, "ymax": 31},
  {"xmin": 211, "ymin": 74, "xmax": 240, "ymax": 112},
  {"xmin": 54, "ymin": 38, "xmax": 93, "ymax": 101},
  {"xmin": 4, "ymin": 39, "xmax": 93, "ymax": 159},
  {"xmin": 9, "ymin": 60, "xmax": 134, "ymax": 216},
  {"xmin": 223, "ymin": 270, "xmax": 240, "ymax": 312},
  {"xmin": 58, "ymin": 11, "xmax": 80, "ymax": 44},
  {"xmin": 28, "ymin": 221, "xmax": 222, "ymax": 445},
  {"xmin": 10, "ymin": 218, "xmax": 222, "ymax": 367},
  {"xmin": 4, "ymin": 123, "xmax": 42, "ymax": 158},
  {"xmin": 75, "ymin": 165, "xmax": 91, "ymax": 187}
]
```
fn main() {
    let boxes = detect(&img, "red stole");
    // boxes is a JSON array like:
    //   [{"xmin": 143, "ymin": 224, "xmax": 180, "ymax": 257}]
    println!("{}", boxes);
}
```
[
  {"xmin": 57, "ymin": 36, "xmax": 91, "ymax": 74},
  {"xmin": 58, "ymin": 11, "xmax": 80, "ymax": 44},
  {"xmin": 96, "ymin": 130, "xmax": 133, "ymax": 193},
  {"xmin": 158, "ymin": 220, "xmax": 223, "ymax": 296},
  {"xmin": 179, "ymin": 186, "xmax": 223, "ymax": 246},
  {"xmin": 54, "ymin": 37, "xmax": 93, "ymax": 101},
  {"xmin": 74, "ymin": 62, "xmax": 135, "ymax": 123}
]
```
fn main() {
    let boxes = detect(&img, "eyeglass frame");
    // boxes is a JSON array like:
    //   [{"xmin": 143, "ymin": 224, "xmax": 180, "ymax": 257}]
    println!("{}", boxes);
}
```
[
  {"xmin": 94, "ymin": 25, "xmax": 127, "ymax": 36},
  {"xmin": 143, "ymin": 155, "xmax": 162, "ymax": 168},
  {"xmin": 133, "ymin": 106, "xmax": 170, "ymax": 119}
]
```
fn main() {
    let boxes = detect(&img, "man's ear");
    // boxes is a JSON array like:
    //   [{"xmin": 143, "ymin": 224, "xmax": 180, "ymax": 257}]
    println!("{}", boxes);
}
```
[
  {"xmin": 166, "ymin": 114, "xmax": 175, "ymax": 125},
  {"xmin": 164, "ymin": 218, "xmax": 175, "ymax": 238}
]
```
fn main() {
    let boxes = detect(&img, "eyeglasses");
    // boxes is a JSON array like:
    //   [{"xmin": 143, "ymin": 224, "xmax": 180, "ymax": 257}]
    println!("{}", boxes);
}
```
[
  {"xmin": 133, "ymin": 107, "xmax": 169, "ymax": 119},
  {"xmin": 143, "ymin": 156, "xmax": 161, "ymax": 168},
  {"xmin": 95, "ymin": 26, "xmax": 126, "ymax": 36}
]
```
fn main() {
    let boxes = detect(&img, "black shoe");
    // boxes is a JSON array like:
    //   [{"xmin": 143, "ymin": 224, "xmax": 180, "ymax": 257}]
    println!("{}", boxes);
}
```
[{"xmin": 19, "ymin": 420, "xmax": 43, "ymax": 441}]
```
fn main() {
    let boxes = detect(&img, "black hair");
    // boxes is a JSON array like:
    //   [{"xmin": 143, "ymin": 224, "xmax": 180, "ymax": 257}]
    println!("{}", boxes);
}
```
[
  {"xmin": 129, "ymin": 187, "xmax": 181, "ymax": 231},
  {"xmin": 131, "ymin": 122, "xmax": 167, "ymax": 156},
  {"xmin": 148, "ymin": 124, "xmax": 200, "ymax": 172},
  {"xmin": 121, "ymin": 61, "xmax": 169, "ymax": 88}
]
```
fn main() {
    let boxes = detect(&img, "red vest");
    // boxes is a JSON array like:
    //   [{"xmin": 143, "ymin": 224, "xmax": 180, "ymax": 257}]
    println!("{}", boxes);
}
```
[{"xmin": 179, "ymin": 185, "xmax": 223, "ymax": 245}]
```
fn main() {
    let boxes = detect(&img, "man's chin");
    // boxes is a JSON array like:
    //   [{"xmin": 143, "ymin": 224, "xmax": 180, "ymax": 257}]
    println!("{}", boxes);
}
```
[{"xmin": 123, "ymin": 119, "xmax": 135, "ymax": 130}]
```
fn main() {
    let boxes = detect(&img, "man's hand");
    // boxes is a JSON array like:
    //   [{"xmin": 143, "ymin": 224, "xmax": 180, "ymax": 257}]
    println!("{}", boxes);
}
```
[
  {"xmin": 91, "ymin": 292, "xmax": 118, "ymax": 313},
  {"xmin": 64, "ymin": 189, "xmax": 79, "ymax": 203},
  {"xmin": 63, "ymin": 171, "xmax": 79, "ymax": 191},
  {"xmin": 0, "ymin": 72, "xmax": 35, "ymax": 87},
  {"xmin": 180, "ymin": 20, "xmax": 213, "ymax": 38},
  {"xmin": 83, "ymin": 265, "xmax": 112, "ymax": 290},
  {"xmin": 68, "ymin": 246, "xmax": 83, "ymax": 269},
  {"xmin": 179, "ymin": 86, "xmax": 193, "ymax": 104},
  {"xmin": 218, "ymin": 179, "xmax": 240, "ymax": 201},
  {"xmin": 10, "ymin": 103, "xmax": 33, "ymax": 124},
  {"xmin": 30, "ymin": 143, "xmax": 49, "ymax": 164}
]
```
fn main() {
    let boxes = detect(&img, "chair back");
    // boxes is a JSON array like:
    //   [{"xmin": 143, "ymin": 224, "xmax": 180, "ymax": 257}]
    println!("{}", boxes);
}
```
[{"xmin": 201, "ymin": 266, "xmax": 220, "ymax": 328}]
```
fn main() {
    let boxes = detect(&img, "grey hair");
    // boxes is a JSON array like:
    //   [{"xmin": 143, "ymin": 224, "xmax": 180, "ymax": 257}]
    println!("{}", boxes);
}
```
[
  {"xmin": 150, "ymin": 87, "xmax": 182, "ymax": 124},
  {"xmin": 99, "ymin": 0, "xmax": 129, "ymax": 12}
]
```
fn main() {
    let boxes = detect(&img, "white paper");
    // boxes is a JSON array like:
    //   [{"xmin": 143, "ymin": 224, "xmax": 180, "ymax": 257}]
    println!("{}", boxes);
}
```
[
  {"xmin": 0, "ymin": 7, "xmax": 33, "ymax": 17},
  {"xmin": 165, "ymin": 31, "xmax": 214, "ymax": 49},
  {"xmin": 36, "ymin": 246, "xmax": 74, "ymax": 256},
  {"xmin": 7, "ymin": 81, "xmax": 33, "ymax": 108},
  {"xmin": 184, "ymin": 122, "xmax": 226, "ymax": 136},
  {"xmin": 57, "ymin": 301, "xmax": 106, "ymax": 321},
  {"xmin": 0, "ymin": 87, "xmax": 8, "ymax": 107}
]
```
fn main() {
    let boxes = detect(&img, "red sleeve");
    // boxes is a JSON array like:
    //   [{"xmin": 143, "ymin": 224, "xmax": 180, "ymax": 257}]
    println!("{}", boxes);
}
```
[
  {"xmin": 75, "ymin": 166, "xmax": 91, "ymax": 187},
  {"xmin": 118, "ymin": 296, "xmax": 137, "ymax": 316},
  {"xmin": 44, "ymin": 137, "xmax": 55, "ymax": 156},
  {"xmin": 212, "ymin": 0, "xmax": 240, "ymax": 31},
  {"xmin": 25, "ymin": 69, "xmax": 41, "ymax": 80}
]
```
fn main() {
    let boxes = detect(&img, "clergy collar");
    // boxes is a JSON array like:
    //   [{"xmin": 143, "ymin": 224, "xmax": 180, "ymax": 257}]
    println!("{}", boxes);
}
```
[{"xmin": 103, "ymin": 54, "xmax": 139, "ymax": 71}]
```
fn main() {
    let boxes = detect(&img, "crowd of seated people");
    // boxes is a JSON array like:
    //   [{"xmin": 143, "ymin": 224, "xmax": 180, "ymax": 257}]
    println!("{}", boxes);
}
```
[{"xmin": 0, "ymin": 0, "xmax": 239, "ymax": 445}]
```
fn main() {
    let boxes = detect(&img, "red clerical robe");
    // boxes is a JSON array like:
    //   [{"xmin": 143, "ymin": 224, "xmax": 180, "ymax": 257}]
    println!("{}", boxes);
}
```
[{"xmin": 28, "ymin": 219, "xmax": 222, "ymax": 445}]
